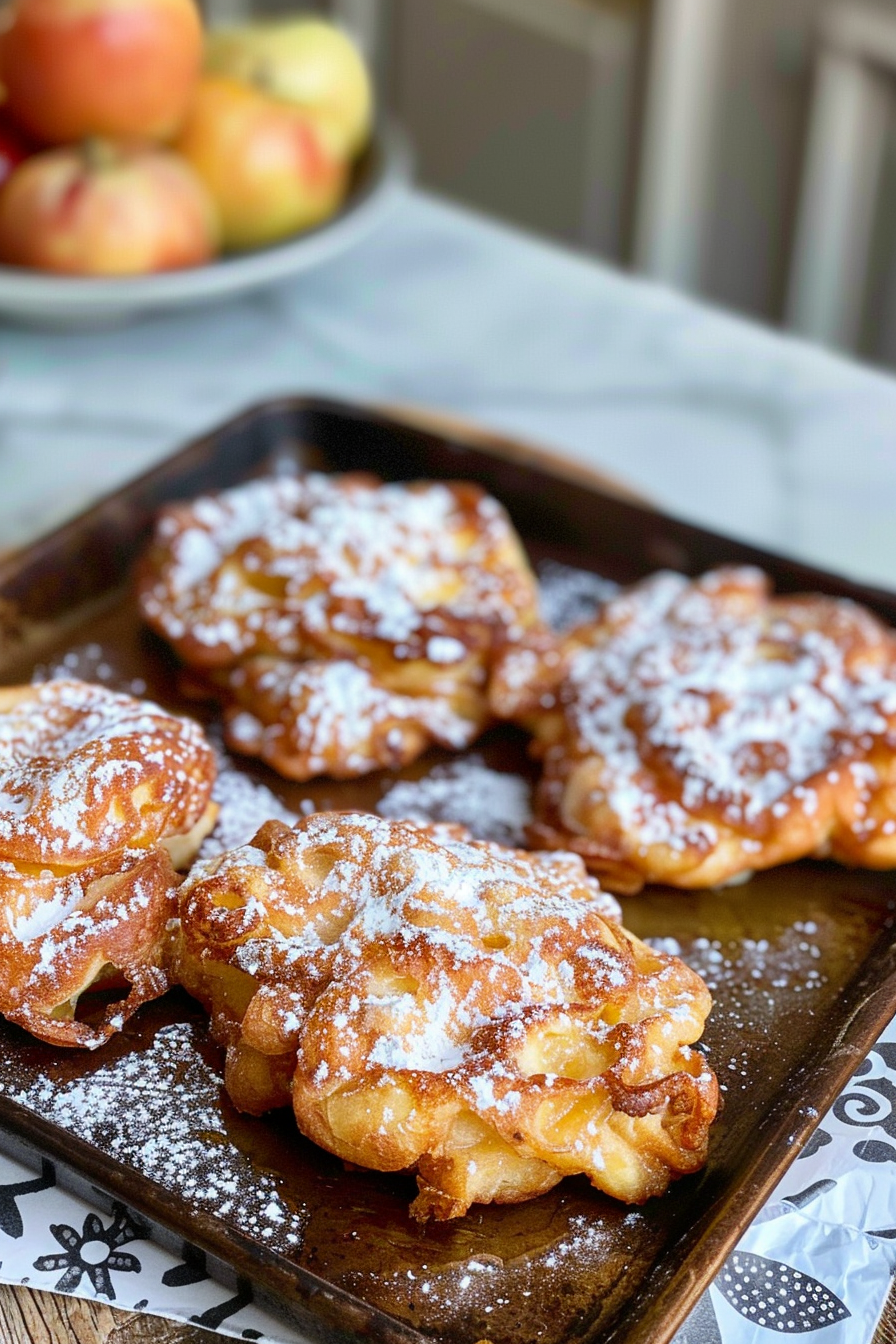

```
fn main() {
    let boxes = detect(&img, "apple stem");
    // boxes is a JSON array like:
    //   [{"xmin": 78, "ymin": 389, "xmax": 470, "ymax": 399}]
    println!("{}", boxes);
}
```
[
  {"xmin": 255, "ymin": 57, "xmax": 276, "ymax": 95},
  {"xmin": 82, "ymin": 138, "xmax": 119, "ymax": 173}
]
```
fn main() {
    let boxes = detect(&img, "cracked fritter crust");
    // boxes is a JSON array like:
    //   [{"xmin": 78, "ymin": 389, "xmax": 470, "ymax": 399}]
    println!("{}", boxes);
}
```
[
  {"xmin": 137, "ymin": 472, "xmax": 543, "ymax": 780},
  {"xmin": 491, "ymin": 566, "xmax": 896, "ymax": 892},
  {"xmin": 0, "ymin": 680, "xmax": 216, "ymax": 1046},
  {"xmin": 172, "ymin": 811, "xmax": 719, "ymax": 1219}
]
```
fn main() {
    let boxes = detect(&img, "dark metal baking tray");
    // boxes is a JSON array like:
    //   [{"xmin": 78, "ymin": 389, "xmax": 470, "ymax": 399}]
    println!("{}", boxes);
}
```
[{"xmin": 0, "ymin": 396, "xmax": 894, "ymax": 1344}]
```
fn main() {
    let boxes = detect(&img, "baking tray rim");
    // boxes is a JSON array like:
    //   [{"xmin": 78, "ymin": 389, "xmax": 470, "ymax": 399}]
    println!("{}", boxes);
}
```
[{"xmin": 0, "ymin": 393, "xmax": 894, "ymax": 1344}]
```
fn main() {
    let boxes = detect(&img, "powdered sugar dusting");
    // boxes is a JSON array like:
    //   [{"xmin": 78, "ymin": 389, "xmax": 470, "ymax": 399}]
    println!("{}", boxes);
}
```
[
  {"xmin": 32, "ymin": 645, "xmax": 147, "ymax": 699},
  {"xmin": 139, "ymin": 473, "xmax": 540, "ymax": 660},
  {"xmin": 199, "ymin": 752, "xmax": 299, "ymax": 861},
  {"xmin": 548, "ymin": 566, "xmax": 896, "ymax": 869},
  {"xmin": 0, "ymin": 680, "xmax": 214, "ymax": 866},
  {"xmin": 178, "ymin": 811, "xmax": 716, "ymax": 1218},
  {"xmin": 377, "ymin": 755, "xmax": 533, "ymax": 846},
  {"xmin": 223, "ymin": 656, "xmax": 481, "ymax": 780},
  {"xmin": 337, "ymin": 1203, "xmax": 648, "ymax": 1335},
  {"xmin": 638, "ymin": 888, "xmax": 860, "ymax": 1106},
  {"xmin": 537, "ymin": 560, "xmax": 618, "ymax": 632},
  {"xmin": 0, "ymin": 1020, "xmax": 307, "ymax": 1252}
]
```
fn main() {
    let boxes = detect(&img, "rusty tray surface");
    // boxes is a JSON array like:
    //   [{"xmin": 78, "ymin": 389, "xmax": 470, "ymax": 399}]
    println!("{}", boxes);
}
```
[{"xmin": 0, "ymin": 397, "xmax": 894, "ymax": 1344}]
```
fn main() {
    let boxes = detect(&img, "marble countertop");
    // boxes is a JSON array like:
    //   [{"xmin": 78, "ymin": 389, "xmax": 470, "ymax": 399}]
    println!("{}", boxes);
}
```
[
  {"xmin": 1, "ymin": 187, "xmax": 894, "ymax": 590},
  {"xmin": 2, "ymin": 188, "xmax": 896, "ymax": 1344}
]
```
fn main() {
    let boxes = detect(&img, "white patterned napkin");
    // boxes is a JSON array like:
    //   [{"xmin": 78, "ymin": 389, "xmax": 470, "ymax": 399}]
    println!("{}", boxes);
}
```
[
  {"xmin": 0, "ymin": 1146, "xmax": 301, "ymax": 1341},
  {"xmin": 0, "ymin": 1016, "xmax": 892, "ymax": 1343},
  {"xmin": 674, "ymin": 1015, "xmax": 896, "ymax": 1343}
]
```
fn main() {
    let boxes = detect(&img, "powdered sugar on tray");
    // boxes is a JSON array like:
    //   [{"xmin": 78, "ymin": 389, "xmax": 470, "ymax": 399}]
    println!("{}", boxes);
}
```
[
  {"xmin": 377, "ymin": 755, "xmax": 533, "ymax": 847},
  {"xmin": 199, "ymin": 748, "xmax": 299, "ymax": 860},
  {"xmin": 645, "ymin": 908, "xmax": 838, "ymax": 1098},
  {"xmin": 0, "ymin": 1020, "xmax": 308, "ymax": 1253},
  {"xmin": 32, "ymin": 644, "xmax": 148, "ymax": 699},
  {"xmin": 536, "ymin": 559, "xmax": 619, "ymax": 632},
  {"xmin": 338, "ymin": 1205, "xmax": 648, "ymax": 1336}
]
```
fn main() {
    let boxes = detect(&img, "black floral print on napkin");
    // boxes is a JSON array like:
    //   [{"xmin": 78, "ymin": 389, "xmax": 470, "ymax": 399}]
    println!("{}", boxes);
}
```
[
  {"xmin": 853, "ymin": 1138, "xmax": 896, "ymax": 1164},
  {"xmin": 797, "ymin": 1129, "xmax": 832, "ymax": 1161},
  {"xmin": 162, "ymin": 1241, "xmax": 210, "ymax": 1288},
  {"xmin": 33, "ymin": 1203, "xmax": 148, "ymax": 1299},
  {"xmin": 833, "ymin": 1047, "xmax": 896, "ymax": 1160},
  {"xmin": 716, "ymin": 1250, "xmax": 850, "ymax": 1332},
  {"xmin": 781, "ymin": 1180, "xmax": 836, "ymax": 1210},
  {"xmin": 0, "ymin": 1160, "xmax": 55, "ymax": 1240},
  {"xmin": 189, "ymin": 1278, "xmax": 254, "ymax": 1330}
]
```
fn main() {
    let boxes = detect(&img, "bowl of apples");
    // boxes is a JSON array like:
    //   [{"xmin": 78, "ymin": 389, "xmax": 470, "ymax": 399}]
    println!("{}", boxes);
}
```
[{"xmin": 0, "ymin": 0, "xmax": 410, "ymax": 326}]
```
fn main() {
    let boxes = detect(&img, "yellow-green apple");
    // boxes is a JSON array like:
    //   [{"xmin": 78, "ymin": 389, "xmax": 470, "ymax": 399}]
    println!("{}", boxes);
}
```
[
  {"xmin": 0, "ymin": 0, "xmax": 203, "ymax": 144},
  {"xmin": 204, "ymin": 18, "xmax": 372, "ymax": 159},
  {"xmin": 175, "ymin": 75, "xmax": 349, "ymax": 251},
  {"xmin": 0, "ymin": 142, "xmax": 219, "ymax": 274}
]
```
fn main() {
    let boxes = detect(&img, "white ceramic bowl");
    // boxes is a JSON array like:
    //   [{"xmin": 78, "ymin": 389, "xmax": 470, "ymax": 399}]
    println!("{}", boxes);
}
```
[{"xmin": 0, "ymin": 122, "xmax": 411, "ymax": 329}]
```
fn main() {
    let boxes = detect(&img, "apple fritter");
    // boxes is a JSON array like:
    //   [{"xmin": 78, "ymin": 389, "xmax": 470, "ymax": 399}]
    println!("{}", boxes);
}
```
[
  {"xmin": 0, "ymin": 679, "xmax": 217, "ymax": 1046},
  {"xmin": 492, "ymin": 565, "xmax": 896, "ymax": 892},
  {"xmin": 173, "ymin": 811, "xmax": 719, "ymax": 1220},
  {"xmin": 215, "ymin": 655, "xmax": 490, "ymax": 781},
  {"xmin": 137, "ymin": 472, "xmax": 543, "ymax": 780}
]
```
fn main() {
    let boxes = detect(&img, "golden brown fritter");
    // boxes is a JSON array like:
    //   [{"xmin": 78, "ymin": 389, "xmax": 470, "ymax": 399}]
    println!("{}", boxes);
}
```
[
  {"xmin": 493, "ymin": 566, "xmax": 896, "ymax": 891},
  {"xmin": 138, "ymin": 472, "xmax": 543, "ymax": 780},
  {"xmin": 0, "ymin": 679, "xmax": 216, "ymax": 1046},
  {"xmin": 173, "ymin": 811, "xmax": 719, "ymax": 1219}
]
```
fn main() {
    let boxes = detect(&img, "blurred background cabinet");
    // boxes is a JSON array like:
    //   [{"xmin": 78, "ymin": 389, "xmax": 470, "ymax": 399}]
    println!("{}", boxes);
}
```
[
  {"xmin": 206, "ymin": 0, "xmax": 896, "ymax": 372},
  {"xmin": 383, "ymin": 0, "xmax": 645, "ymax": 262}
]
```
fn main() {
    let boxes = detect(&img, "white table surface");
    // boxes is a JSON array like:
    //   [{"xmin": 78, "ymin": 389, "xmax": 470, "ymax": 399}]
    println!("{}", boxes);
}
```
[
  {"xmin": 1, "ymin": 188, "xmax": 896, "ymax": 1344},
  {"xmin": 0, "ymin": 186, "xmax": 894, "ymax": 590}
]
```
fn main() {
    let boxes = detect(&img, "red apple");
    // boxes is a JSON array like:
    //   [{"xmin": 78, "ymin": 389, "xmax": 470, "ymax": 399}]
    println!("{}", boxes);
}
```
[
  {"xmin": 175, "ymin": 75, "xmax": 349, "ymax": 251},
  {"xmin": 0, "ymin": 0, "xmax": 203, "ymax": 144},
  {"xmin": 0, "ymin": 142, "xmax": 219, "ymax": 275},
  {"xmin": 0, "ymin": 109, "xmax": 31, "ymax": 191}
]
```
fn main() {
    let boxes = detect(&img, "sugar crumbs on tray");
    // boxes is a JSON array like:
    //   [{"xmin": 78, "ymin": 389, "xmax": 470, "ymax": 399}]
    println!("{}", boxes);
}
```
[
  {"xmin": 0, "ymin": 1020, "xmax": 308, "ymax": 1254},
  {"xmin": 376, "ymin": 753, "xmax": 533, "ymax": 847}
]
